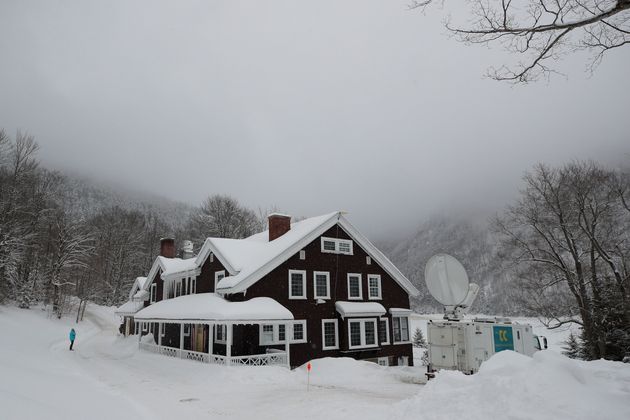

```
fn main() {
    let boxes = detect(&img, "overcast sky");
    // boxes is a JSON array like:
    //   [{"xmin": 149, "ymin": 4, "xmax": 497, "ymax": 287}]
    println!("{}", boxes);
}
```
[{"xmin": 1, "ymin": 1, "xmax": 629, "ymax": 238}]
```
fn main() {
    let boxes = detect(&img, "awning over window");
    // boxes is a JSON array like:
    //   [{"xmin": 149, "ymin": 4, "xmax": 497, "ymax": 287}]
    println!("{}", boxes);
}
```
[
  {"xmin": 134, "ymin": 293, "xmax": 294, "ymax": 323},
  {"xmin": 389, "ymin": 308, "xmax": 413, "ymax": 316},
  {"xmin": 115, "ymin": 300, "xmax": 145, "ymax": 316},
  {"xmin": 335, "ymin": 301, "xmax": 386, "ymax": 319}
]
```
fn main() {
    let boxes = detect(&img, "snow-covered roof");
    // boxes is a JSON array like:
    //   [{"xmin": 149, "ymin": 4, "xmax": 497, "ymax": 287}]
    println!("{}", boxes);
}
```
[
  {"xmin": 335, "ymin": 301, "xmax": 387, "ymax": 318},
  {"xmin": 134, "ymin": 293, "xmax": 294, "ymax": 322},
  {"xmin": 133, "ymin": 290, "xmax": 149, "ymax": 301},
  {"xmin": 129, "ymin": 276, "xmax": 149, "ymax": 300},
  {"xmin": 389, "ymin": 308, "xmax": 413, "ymax": 315},
  {"xmin": 138, "ymin": 211, "xmax": 419, "ymax": 298},
  {"xmin": 208, "ymin": 212, "xmax": 419, "ymax": 297},
  {"xmin": 115, "ymin": 300, "xmax": 145, "ymax": 316}
]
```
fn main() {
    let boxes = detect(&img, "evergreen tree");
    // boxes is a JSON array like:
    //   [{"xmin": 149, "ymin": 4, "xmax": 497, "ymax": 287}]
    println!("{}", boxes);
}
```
[
  {"xmin": 562, "ymin": 332, "xmax": 582, "ymax": 359},
  {"xmin": 412, "ymin": 327, "xmax": 427, "ymax": 348}
]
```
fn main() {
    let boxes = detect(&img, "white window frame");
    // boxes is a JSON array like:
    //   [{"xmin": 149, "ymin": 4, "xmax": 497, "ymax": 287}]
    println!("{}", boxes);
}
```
[
  {"xmin": 214, "ymin": 270, "xmax": 225, "ymax": 291},
  {"xmin": 258, "ymin": 321, "xmax": 307, "ymax": 345},
  {"xmin": 320, "ymin": 237, "xmax": 353, "ymax": 255},
  {"xmin": 292, "ymin": 320, "xmax": 307, "ymax": 343},
  {"xmin": 321, "ymin": 319, "xmax": 339, "ymax": 350},
  {"xmin": 347, "ymin": 318, "xmax": 378, "ymax": 350},
  {"xmin": 288, "ymin": 270, "xmax": 307, "ymax": 300},
  {"xmin": 214, "ymin": 324, "xmax": 227, "ymax": 344},
  {"xmin": 392, "ymin": 316, "xmax": 411, "ymax": 344},
  {"xmin": 379, "ymin": 318, "xmax": 390, "ymax": 345},
  {"xmin": 347, "ymin": 273, "xmax": 363, "ymax": 300},
  {"xmin": 313, "ymin": 271, "xmax": 331, "ymax": 300},
  {"xmin": 150, "ymin": 283, "xmax": 157, "ymax": 303},
  {"xmin": 367, "ymin": 274, "xmax": 382, "ymax": 300}
]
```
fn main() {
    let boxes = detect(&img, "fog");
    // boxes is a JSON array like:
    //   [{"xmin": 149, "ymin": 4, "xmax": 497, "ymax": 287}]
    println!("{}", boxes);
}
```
[{"xmin": 1, "ymin": 0, "xmax": 629, "ymax": 238}]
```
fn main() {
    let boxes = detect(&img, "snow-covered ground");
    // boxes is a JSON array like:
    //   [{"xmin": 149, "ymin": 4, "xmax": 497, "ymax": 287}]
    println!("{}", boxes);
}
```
[{"xmin": 0, "ymin": 305, "xmax": 628, "ymax": 420}]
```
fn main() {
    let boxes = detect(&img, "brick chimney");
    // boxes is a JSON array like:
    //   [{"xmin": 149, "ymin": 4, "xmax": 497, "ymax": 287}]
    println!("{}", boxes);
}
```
[
  {"xmin": 268, "ymin": 213, "xmax": 291, "ymax": 241},
  {"xmin": 160, "ymin": 238, "xmax": 176, "ymax": 258}
]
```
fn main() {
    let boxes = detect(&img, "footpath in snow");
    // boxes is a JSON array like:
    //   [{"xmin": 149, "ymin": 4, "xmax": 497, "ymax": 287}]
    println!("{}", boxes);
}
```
[{"xmin": 0, "ymin": 304, "xmax": 629, "ymax": 420}]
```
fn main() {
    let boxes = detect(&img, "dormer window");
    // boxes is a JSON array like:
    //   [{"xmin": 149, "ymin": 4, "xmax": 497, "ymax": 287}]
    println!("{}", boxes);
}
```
[{"xmin": 321, "ymin": 237, "xmax": 353, "ymax": 255}]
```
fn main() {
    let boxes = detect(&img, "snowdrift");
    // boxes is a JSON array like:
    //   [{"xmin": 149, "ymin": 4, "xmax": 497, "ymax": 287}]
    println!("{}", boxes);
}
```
[{"xmin": 394, "ymin": 350, "xmax": 630, "ymax": 420}]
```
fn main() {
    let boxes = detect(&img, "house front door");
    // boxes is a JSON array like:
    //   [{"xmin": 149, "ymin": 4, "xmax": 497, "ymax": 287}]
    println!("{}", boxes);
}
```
[{"xmin": 195, "ymin": 325, "xmax": 205, "ymax": 352}]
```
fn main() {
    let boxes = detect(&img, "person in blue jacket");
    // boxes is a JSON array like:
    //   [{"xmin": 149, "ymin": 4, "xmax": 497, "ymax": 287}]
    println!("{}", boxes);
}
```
[{"xmin": 69, "ymin": 328, "xmax": 76, "ymax": 351}]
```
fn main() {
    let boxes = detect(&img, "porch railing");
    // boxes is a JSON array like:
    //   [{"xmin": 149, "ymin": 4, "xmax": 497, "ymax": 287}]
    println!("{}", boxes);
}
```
[{"xmin": 139, "ymin": 343, "xmax": 287, "ymax": 367}]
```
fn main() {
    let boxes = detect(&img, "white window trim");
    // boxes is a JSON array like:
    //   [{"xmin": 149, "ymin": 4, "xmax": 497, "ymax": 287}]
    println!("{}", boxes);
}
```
[
  {"xmin": 313, "ymin": 271, "xmax": 331, "ymax": 300},
  {"xmin": 288, "ymin": 269, "xmax": 307, "ymax": 300},
  {"xmin": 321, "ymin": 319, "xmax": 339, "ymax": 350},
  {"xmin": 320, "ymin": 237, "xmax": 353, "ymax": 255},
  {"xmin": 379, "ymin": 318, "xmax": 390, "ymax": 345},
  {"xmin": 150, "ymin": 283, "xmax": 157, "ymax": 303},
  {"xmin": 368, "ymin": 274, "xmax": 382, "ymax": 300},
  {"xmin": 214, "ymin": 270, "xmax": 225, "ymax": 291},
  {"xmin": 392, "ymin": 316, "xmax": 411, "ymax": 344},
  {"xmin": 258, "ymin": 322, "xmax": 306, "ymax": 345},
  {"xmin": 292, "ymin": 320, "xmax": 307, "ymax": 343},
  {"xmin": 214, "ymin": 324, "xmax": 227, "ymax": 344},
  {"xmin": 347, "ymin": 318, "xmax": 378, "ymax": 350},
  {"xmin": 347, "ymin": 273, "xmax": 363, "ymax": 300}
]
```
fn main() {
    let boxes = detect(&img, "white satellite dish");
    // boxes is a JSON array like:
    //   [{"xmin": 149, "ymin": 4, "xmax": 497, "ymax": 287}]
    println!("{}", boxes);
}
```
[{"xmin": 424, "ymin": 254, "xmax": 470, "ymax": 306}]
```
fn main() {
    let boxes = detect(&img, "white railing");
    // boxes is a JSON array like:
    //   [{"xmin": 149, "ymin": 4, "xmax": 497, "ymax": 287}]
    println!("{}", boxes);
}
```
[
  {"xmin": 230, "ymin": 352, "xmax": 287, "ymax": 366},
  {"xmin": 139, "ymin": 343, "xmax": 286, "ymax": 367}
]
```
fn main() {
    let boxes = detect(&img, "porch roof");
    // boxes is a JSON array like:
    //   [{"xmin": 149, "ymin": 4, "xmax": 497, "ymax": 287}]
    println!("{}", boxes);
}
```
[
  {"xmin": 335, "ymin": 301, "xmax": 386, "ymax": 318},
  {"xmin": 134, "ymin": 293, "xmax": 294, "ymax": 323},
  {"xmin": 115, "ymin": 300, "xmax": 145, "ymax": 316}
]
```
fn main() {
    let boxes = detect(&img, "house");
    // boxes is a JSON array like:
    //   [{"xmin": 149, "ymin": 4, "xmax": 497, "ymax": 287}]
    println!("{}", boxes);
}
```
[{"xmin": 117, "ymin": 211, "xmax": 419, "ymax": 368}]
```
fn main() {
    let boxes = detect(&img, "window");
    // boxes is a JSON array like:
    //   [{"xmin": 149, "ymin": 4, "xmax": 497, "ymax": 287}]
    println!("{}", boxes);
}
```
[
  {"xmin": 347, "ymin": 319, "xmax": 378, "ymax": 349},
  {"xmin": 214, "ymin": 271, "xmax": 225, "ymax": 291},
  {"xmin": 379, "ymin": 318, "xmax": 390, "ymax": 345},
  {"xmin": 150, "ymin": 283, "xmax": 157, "ymax": 303},
  {"xmin": 288, "ymin": 270, "xmax": 307, "ymax": 299},
  {"xmin": 322, "ymin": 319, "xmax": 339, "ymax": 350},
  {"xmin": 215, "ymin": 324, "xmax": 227, "ymax": 343},
  {"xmin": 292, "ymin": 320, "xmax": 307, "ymax": 343},
  {"xmin": 313, "ymin": 271, "xmax": 330, "ymax": 299},
  {"xmin": 366, "ymin": 256, "xmax": 372, "ymax": 265},
  {"xmin": 259, "ymin": 321, "xmax": 307, "ymax": 345},
  {"xmin": 368, "ymin": 275, "xmax": 382, "ymax": 300},
  {"xmin": 347, "ymin": 274, "xmax": 362, "ymax": 300},
  {"xmin": 210, "ymin": 253, "xmax": 214, "ymax": 263},
  {"xmin": 299, "ymin": 250, "xmax": 306, "ymax": 260},
  {"xmin": 378, "ymin": 357, "xmax": 389, "ymax": 366},
  {"xmin": 392, "ymin": 316, "xmax": 410, "ymax": 343},
  {"xmin": 191, "ymin": 277, "xmax": 197, "ymax": 294},
  {"xmin": 320, "ymin": 237, "xmax": 353, "ymax": 255}
]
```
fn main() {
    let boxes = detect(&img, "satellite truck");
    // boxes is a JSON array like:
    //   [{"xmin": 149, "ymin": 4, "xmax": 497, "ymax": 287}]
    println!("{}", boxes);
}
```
[{"xmin": 424, "ymin": 254, "xmax": 547, "ymax": 377}]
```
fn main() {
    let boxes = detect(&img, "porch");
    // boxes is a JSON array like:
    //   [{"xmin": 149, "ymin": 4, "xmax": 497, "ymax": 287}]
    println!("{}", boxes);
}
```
[{"xmin": 134, "ymin": 293, "xmax": 294, "ymax": 368}]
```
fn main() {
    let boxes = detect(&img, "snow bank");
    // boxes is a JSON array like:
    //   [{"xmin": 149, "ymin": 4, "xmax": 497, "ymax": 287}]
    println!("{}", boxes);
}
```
[{"xmin": 393, "ymin": 350, "xmax": 630, "ymax": 420}]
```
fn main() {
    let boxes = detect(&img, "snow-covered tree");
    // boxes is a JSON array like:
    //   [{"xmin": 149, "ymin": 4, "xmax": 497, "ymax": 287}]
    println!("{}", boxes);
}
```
[
  {"xmin": 412, "ymin": 327, "xmax": 427, "ymax": 348},
  {"xmin": 562, "ymin": 332, "xmax": 582, "ymax": 359}
]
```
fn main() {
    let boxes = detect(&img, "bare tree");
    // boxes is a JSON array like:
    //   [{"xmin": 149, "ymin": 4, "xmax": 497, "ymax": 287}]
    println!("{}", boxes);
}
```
[
  {"xmin": 413, "ymin": 0, "xmax": 630, "ymax": 82},
  {"xmin": 188, "ymin": 194, "xmax": 261, "ymax": 243}
]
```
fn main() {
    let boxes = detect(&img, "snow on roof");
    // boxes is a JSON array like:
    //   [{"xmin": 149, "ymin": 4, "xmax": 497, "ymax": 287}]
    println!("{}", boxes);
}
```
[
  {"xmin": 389, "ymin": 308, "xmax": 413, "ymax": 315},
  {"xmin": 134, "ymin": 293, "xmax": 294, "ymax": 322},
  {"xmin": 115, "ymin": 301, "xmax": 145, "ymax": 316},
  {"xmin": 335, "ymin": 301, "xmax": 387, "ymax": 318},
  {"xmin": 157, "ymin": 256, "xmax": 198, "ymax": 277},
  {"xmin": 133, "ymin": 290, "xmax": 149, "ymax": 301},
  {"xmin": 135, "ymin": 276, "xmax": 148, "ymax": 289},
  {"xmin": 213, "ymin": 212, "xmax": 340, "ymax": 290}
]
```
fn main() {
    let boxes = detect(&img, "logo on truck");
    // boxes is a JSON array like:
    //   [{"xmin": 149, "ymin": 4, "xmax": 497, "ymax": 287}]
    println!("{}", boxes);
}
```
[{"xmin": 493, "ymin": 326, "xmax": 514, "ymax": 352}]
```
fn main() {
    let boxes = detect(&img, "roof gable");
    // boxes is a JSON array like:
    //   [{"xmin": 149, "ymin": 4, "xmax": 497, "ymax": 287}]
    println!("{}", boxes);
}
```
[{"xmin": 215, "ymin": 212, "xmax": 419, "ymax": 297}]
